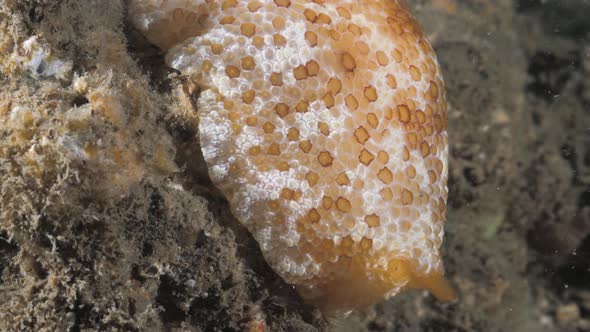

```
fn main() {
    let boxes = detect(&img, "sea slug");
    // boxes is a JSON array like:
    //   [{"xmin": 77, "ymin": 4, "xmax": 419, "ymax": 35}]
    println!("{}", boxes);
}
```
[{"xmin": 129, "ymin": 0, "xmax": 454, "ymax": 312}]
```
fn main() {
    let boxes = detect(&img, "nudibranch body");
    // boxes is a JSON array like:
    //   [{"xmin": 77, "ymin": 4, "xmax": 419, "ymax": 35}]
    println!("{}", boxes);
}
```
[{"xmin": 130, "ymin": 0, "xmax": 453, "ymax": 311}]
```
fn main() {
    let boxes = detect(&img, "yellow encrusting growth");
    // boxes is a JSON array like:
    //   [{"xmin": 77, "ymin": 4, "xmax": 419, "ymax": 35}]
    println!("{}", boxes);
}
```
[{"xmin": 129, "ymin": 0, "xmax": 453, "ymax": 311}]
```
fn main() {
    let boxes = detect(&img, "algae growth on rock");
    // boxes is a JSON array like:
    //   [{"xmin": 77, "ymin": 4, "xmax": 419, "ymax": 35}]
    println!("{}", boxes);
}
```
[{"xmin": 1, "ymin": 0, "xmax": 589, "ymax": 331}]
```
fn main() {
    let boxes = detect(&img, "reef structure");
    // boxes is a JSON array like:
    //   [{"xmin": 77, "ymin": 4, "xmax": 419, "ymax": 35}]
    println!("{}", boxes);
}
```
[{"xmin": 129, "ymin": 0, "xmax": 453, "ymax": 312}]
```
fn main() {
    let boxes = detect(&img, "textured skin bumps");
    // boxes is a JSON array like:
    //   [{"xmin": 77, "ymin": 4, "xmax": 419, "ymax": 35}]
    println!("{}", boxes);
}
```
[{"xmin": 129, "ymin": 0, "xmax": 454, "ymax": 311}]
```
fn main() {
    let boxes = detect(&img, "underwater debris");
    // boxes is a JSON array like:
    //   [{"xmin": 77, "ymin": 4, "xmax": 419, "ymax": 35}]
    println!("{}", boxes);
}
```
[{"xmin": 18, "ymin": 36, "xmax": 72, "ymax": 79}]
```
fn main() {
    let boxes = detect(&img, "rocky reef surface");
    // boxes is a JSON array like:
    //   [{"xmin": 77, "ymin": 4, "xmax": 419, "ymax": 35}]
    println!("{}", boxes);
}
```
[{"xmin": 0, "ymin": 0, "xmax": 589, "ymax": 331}]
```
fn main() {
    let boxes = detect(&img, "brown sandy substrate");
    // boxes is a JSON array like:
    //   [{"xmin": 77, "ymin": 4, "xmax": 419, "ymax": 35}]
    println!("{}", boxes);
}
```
[{"xmin": 0, "ymin": 0, "xmax": 589, "ymax": 331}]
